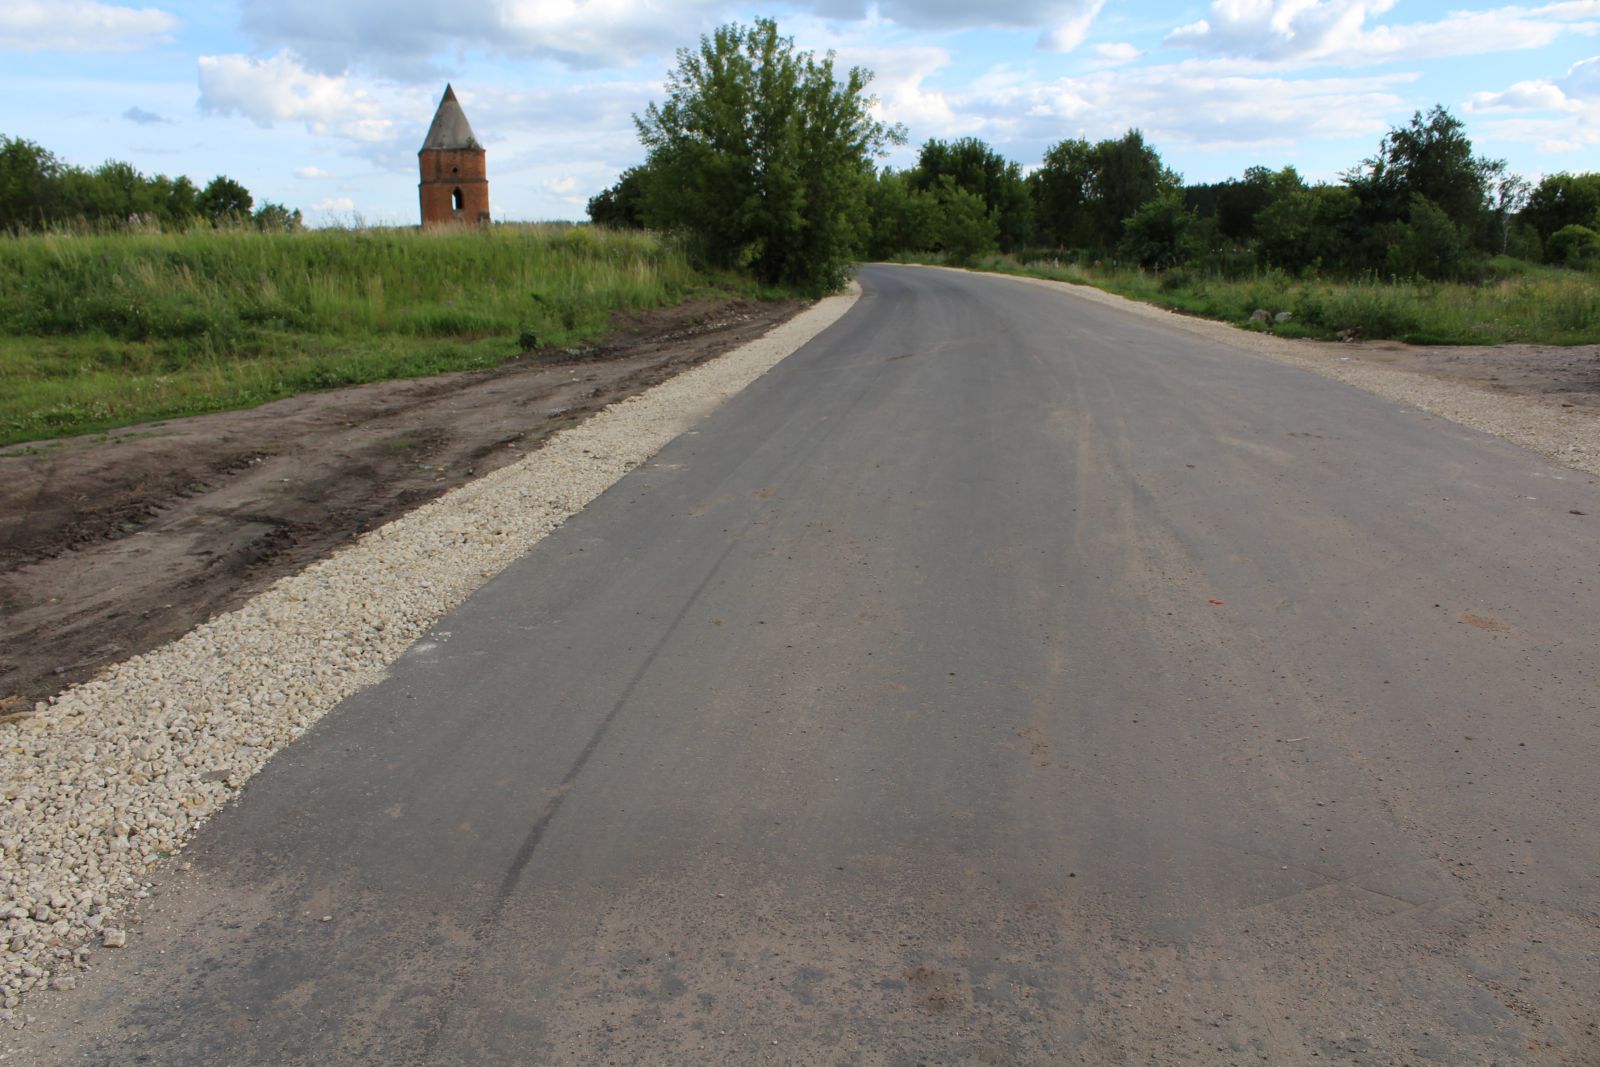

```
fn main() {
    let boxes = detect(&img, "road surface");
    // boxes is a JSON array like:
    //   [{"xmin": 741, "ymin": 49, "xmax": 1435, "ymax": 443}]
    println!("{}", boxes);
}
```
[{"xmin": 24, "ymin": 265, "xmax": 1600, "ymax": 1064}]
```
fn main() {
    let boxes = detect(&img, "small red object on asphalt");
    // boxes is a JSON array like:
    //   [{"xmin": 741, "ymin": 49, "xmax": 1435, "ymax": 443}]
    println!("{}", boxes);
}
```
[{"xmin": 1208, "ymin": 599, "xmax": 1225, "ymax": 606}]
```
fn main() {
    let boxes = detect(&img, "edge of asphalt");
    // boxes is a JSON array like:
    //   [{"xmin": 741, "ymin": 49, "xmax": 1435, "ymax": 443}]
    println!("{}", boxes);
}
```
[
  {"xmin": 903, "ymin": 263, "xmax": 1600, "ymax": 483},
  {"xmin": 0, "ymin": 282, "xmax": 860, "ymax": 1018}
]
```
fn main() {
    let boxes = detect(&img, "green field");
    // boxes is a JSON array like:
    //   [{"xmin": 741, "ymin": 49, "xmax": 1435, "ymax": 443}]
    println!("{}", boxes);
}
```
[
  {"xmin": 7, "ymin": 225, "xmax": 1593, "ymax": 450},
  {"xmin": 0, "ymin": 224, "xmax": 749, "ymax": 446},
  {"xmin": 910, "ymin": 254, "xmax": 1600, "ymax": 347}
]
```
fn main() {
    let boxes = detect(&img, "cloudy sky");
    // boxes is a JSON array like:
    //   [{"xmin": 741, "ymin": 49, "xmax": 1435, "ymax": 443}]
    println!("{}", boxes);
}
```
[{"xmin": 2, "ymin": 0, "xmax": 1598, "ymax": 225}]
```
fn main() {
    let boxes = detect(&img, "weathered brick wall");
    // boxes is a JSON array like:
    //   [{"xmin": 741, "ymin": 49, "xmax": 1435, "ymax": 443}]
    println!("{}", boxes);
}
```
[{"xmin": 419, "ymin": 148, "xmax": 490, "ymax": 228}]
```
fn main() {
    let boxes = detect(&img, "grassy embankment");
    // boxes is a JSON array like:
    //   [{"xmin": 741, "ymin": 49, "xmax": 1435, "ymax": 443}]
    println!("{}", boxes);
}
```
[
  {"xmin": 0, "ymin": 224, "xmax": 751, "ymax": 447},
  {"xmin": 906, "ymin": 254, "xmax": 1600, "ymax": 346}
]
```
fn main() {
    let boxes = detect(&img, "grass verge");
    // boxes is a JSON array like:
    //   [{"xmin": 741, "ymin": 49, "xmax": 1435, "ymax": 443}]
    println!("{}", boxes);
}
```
[
  {"xmin": 897, "ymin": 254, "xmax": 1600, "ymax": 346},
  {"xmin": 0, "ymin": 223, "xmax": 769, "ymax": 446}
]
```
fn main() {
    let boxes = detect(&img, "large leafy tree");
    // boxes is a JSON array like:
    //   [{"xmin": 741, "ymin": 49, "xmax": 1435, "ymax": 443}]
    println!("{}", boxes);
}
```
[
  {"xmin": 198, "ymin": 175, "xmax": 253, "ymax": 223},
  {"xmin": 928, "ymin": 177, "xmax": 999, "ymax": 263},
  {"xmin": 634, "ymin": 18, "xmax": 903, "ymax": 293},
  {"xmin": 1094, "ymin": 130, "xmax": 1178, "ymax": 244},
  {"xmin": 0, "ymin": 137, "xmax": 64, "ymax": 230},
  {"xmin": 1030, "ymin": 130, "xmax": 1179, "ymax": 254},
  {"xmin": 909, "ymin": 137, "xmax": 1032, "ymax": 252},
  {"xmin": 1029, "ymin": 138, "xmax": 1096, "ymax": 250},
  {"xmin": 864, "ymin": 168, "xmax": 939, "ymax": 259},
  {"xmin": 1346, "ymin": 105, "xmax": 1501, "ymax": 232}
]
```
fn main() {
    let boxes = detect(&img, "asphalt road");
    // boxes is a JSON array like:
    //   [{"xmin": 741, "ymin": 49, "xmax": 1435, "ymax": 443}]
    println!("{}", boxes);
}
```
[{"xmin": 25, "ymin": 265, "xmax": 1600, "ymax": 1065}]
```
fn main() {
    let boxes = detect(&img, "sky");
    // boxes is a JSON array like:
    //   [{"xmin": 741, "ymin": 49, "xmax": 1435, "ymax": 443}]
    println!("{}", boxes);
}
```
[{"xmin": 2, "ymin": 0, "xmax": 1598, "ymax": 226}]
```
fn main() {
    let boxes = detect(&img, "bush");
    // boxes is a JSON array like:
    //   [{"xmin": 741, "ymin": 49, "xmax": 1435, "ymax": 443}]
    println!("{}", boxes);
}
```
[
  {"xmin": 1386, "ymin": 195, "xmax": 1464, "ymax": 280},
  {"xmin": 933, "ymin": 183, "xmax": 998, "ymax": 264},
  {"xmin": 1120, "ymin": 193, "xmax": 1194, "ymax": 270},
  {"xmin": 1547, "ymin": 224, "xmax": 1600, "ymax": 267},
  {"xmin": 1255, "ymin": 185, "xmax": 1359, "ymax": 273}
]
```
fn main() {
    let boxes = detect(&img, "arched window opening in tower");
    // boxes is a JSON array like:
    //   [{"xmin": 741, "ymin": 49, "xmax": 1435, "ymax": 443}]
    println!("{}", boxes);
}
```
[{"xmin": 452, "ymin": 188, "xmax": 464, "ymax": 211}]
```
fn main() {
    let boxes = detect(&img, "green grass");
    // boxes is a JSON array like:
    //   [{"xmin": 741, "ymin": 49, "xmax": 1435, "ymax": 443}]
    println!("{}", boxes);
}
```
[
  {"xmin": 900, "ymin": 253, "xmax": 1600, "ymax": 346},
  {"xmin": 0, "ymin": 223, "xmax": 754, "ymax": 446}
]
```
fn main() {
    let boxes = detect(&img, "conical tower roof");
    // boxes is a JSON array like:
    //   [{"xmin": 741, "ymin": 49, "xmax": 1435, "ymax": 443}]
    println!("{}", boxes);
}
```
[{"xmin": 420, "ymin": 84, "xmax": 481, "ymax": 152}]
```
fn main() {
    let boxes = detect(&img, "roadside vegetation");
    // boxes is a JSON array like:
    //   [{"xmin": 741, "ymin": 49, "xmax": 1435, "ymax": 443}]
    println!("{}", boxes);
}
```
[
  {"xmin": 913, "ymin": 256, "xmax": 1600, "ymax": 346},
  {"xmin": 594, "ymin": 33, "xmax": 1599, "ymax": 344},
  {"xmin": 869, "ymin": 113, "xmax": 1600, "ymax": 344},
  {"xmin": 1, "ymin": 134, "xmax": 298, "ymax": 232},
  {"xmin": 0, "ymin": 224, "xmax": 718, "ymax": 445}
]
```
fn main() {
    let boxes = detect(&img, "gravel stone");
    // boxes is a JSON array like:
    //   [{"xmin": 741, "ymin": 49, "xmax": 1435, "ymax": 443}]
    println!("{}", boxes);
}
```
[{"xmin": 0, "ymin": 286, "xmax": 858, "ymax": 1022}]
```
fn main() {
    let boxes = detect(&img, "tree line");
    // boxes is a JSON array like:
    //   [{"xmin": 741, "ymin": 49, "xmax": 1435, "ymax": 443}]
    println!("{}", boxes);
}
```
[
  {"xmin": 0, "ymin": 135, "xmax": 301, "ymax": 233},
  {"xmin": 591, "ymin": 20, "xmax": 1600, "ymax": 292}
]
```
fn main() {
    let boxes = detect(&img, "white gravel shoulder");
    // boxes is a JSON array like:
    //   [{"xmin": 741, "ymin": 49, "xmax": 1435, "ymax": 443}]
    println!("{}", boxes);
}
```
[
  {"xmin": 939, "ymin": 266, "xmax": 1600, "ymax": 480},
  {"xmin": 0, "ymin": 284, "xmax": 859, "ymax": 1020}
]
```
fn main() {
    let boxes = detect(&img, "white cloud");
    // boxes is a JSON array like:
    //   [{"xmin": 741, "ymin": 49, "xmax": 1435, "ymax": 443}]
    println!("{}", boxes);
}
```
[
  {"xmin": 830, "ymin": 0, "xmax": 1103, "ymax": 30},
  {"xmin": 938, "ymin": 62, "xmax": 1415, "ymax": 163},
  {"xmin": 1468, "ymin": 79, "xmax": 1576, "ymax": 112},
  {"xmin": 1468, "ymin": 54, "xmax": 1599, "ymax": 112},
  {"xmin": 543, "ymin": 175, "xmax": 583, "ymax": 204},
  {"xmin": 236, "ymin": 0, "xmax": 721, "ymax": 74},
  {"xmin": 1473, "ymin": 114, "xmax": 1600, "ymax": 151},
  {"xmin": 1166, "ymin": 0, "xmax": 1599, "ymax": 67},
  {"xmin": 0, "ymin": 0, "xmax": 177, "ymax": 52},
  {"xmin": 840, "ymin": 0, "xmax": 1106, "ymax": 50},
  {"xmin": 1466, "ymin": 55, "xmax": 1600, "ymax": 151},
  {"xmin": 457, "ymin": 81, "xmax": 674, "ymax": 218},
  {"xmin": 1089, "ymin": 41, "xmax": 1143, "ymax": 67},
  {"xmin": 295, "ymin": 165, "xmax": 334, "ymax": 178},
  {"xmin": 233, "ymin": 0, "xmax": 1108, "ymax": 76},
  {"xmin": 1557, "ymin": 51, "xmax": 1600, "ymax": 98},
  {"xmin": 198, "ymin": 51, "xmax": 403, "ymax": 142},
  {"xmin": 845, "ymin": 45, "xmax": 958, "ymax": 133},
  {"xmin": 1037, "ymin": 0, "xmax": 1105, "ymax": 51}
]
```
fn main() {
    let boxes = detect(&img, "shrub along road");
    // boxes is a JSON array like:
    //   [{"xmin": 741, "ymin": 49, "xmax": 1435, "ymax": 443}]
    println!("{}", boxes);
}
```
[{"xmin": 16, "ymin": 265, "xmax": 1600, "ymax": 1063}]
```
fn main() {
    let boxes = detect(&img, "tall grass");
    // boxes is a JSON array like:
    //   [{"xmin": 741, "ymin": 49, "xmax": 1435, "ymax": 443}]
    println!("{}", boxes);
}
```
[
  {"xmin": 905, "ymin": 253, "xmax": 1600, "ymax": 346},
  {"xmin": 0, "ymin": 224, "xmax": 732, "ymax": 446}
]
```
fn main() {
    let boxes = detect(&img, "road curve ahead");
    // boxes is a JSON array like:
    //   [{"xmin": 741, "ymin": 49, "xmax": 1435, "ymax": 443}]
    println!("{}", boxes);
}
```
[{"xmin": 25, "ymin": 265, "xmax": 1600, "ymax": 1065}]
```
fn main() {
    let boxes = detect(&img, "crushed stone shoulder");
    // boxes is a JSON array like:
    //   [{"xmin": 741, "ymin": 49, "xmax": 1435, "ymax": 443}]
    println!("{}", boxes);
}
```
[{"xmin": 0, "ymin": 285, "xmax": 860, "ymax": 1026}]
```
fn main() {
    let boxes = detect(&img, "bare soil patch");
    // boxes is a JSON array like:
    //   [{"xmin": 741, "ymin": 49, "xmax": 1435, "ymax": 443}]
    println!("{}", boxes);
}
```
[
  {"xmin": 1322, "ymin": 338, "xmax": 1600, "ymax": 414},
  {"xmin": 0, "ymin": 296, "xmax": 805, "ymax": 711}
]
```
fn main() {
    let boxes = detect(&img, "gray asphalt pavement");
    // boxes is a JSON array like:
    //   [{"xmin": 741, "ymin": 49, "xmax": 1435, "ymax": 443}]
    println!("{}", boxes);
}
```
[{"xmin": 23, "ymin": 265, "xmax": 1600, "ymax": 1064}]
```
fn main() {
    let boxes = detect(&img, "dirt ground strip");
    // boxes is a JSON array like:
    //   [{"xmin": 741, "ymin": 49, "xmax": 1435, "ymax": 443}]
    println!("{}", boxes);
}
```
[
  {"xmin": 0, "ymin": 296, "xmax": 806, "ymax": 712},
  {"xmin": 1343, "ymin": 339, "xmax": 1600, "ymax": 413}
]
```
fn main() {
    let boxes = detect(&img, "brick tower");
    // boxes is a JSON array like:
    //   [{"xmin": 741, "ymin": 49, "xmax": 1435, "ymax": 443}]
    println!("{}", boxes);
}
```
[{"xmin": 418, "ymin": 84, "xmax": 489, "ymax": 228}]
